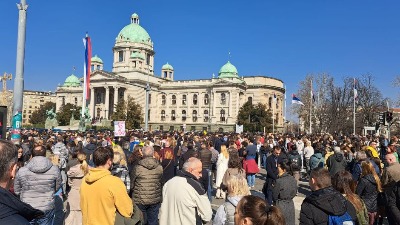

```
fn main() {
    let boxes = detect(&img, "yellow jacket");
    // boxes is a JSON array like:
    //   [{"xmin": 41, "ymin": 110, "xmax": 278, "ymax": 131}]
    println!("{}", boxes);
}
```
[
  {"xmin": 365, "ymin": 146, "xmax": 379, "ymax": 158},
  {"xmin": 80, "ymin": 168, "xmax": 133, "ymax": 225}
]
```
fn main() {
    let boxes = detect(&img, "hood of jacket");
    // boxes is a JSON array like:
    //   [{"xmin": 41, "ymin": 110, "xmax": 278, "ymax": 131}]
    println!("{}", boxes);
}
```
[
  {"xmin": 26, "ymin": 156, "xmax": 53, "ymax": 173},
  {"xmin": 138, "ymin": 157, "xmax": 160, "ymax": 170},
  {"xmin": 226, "ymin": 196, "xmax": 243, "ymax": 207},
  {"xmin": 313, "ymin": 152, "xmax": 323, "ymax": 159},
  {"xmin": 84, "ymin": 168, "xmax": 111, "ymax": 184},
  {"xmin": 334, "ymin": 153, "xmax": 344, "ymax": 162},
  {"xmin": 84, "ymin": 143, "xmax": 96, "ymax": 153},
  {"xmin": 306, "ymin": 186, "xmax": 347, "ymax": 216}
]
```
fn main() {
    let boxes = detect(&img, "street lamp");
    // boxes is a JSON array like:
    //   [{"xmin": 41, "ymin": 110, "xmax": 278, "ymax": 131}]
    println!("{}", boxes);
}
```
[{"xmin": 144, "ymin": 83, "xmax": 150, "ymax": 132}]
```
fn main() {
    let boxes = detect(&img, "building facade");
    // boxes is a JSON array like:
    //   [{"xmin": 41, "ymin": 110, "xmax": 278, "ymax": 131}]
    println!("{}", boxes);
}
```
[
  {"xmin": 22, "ymin": 90, "xmax": 56, "ymax": 125},
  {"xmin": 56, "ymin": 12, "xmax": 285, "ymax": 132}
]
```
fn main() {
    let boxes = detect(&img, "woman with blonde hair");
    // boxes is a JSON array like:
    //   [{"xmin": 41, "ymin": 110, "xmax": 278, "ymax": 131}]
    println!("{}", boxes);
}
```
[
  {"xmin": 356, "ymin": 161, "xmax": 382, "ymax": 225},
  {"xmin": 216, "ymin": 145, "xmax": 229, "ymax": 199},
  {"xmin": 65, "ymin": 153, "xmax": 89, "ymax": 225},
  {"xmin": 213, "ymin": 175, "xmax": 250, "ymax": 225},
  {"xmin": 112, "ymin": 144, "xmax": 127, "ymax": 167}
]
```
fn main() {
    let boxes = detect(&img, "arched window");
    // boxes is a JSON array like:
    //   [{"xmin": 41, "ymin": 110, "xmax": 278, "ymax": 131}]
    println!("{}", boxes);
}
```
[
  {"xmin": 193, "ymin": 94, "xmax": 198, "ymax": 105},
  {"xmin": 193, "ymin": 110, "xmax": 198, "ymax": 122},
  {"xmin": 268, "ymin": 97, "xmax": 272, "ymax": 109},
  {"xmin": 118, "ymin": 51, "xmax": 124, "ymax": 62},
  {"xmin": 172, "ymin": 95, "xmax": 176, "ymax": 105},
  {"xmin": 61, "ymin": 97, "xmax": 65, "ymax": 106},
  {"xmin": 204, "ymin": 110, "xmax": 209, "ymax": 122},
  {"xmin": 96, "ymin": 108, "xmax": 101, "ymax": 118},
  {"xmin": 276, "ymin": 98, "xmax": 279, "ymax": 109},
  {"xmin": 182, "ymin": 110, "xmax": 187, "ymax": 121},
  {"xmin": 148, "ymin": 109, "xmax": 150, "ymax": 121},
  {"xmin": 248, "ymin": 97, "xmax": 252, "ymax": 105},
  {"xmin": 204, "ymin": 94, "xmax": 209, "ymax": 105},
  {"xmin": 148, "ymin": 94, "xmax": 151, "ymax": 104},
  {"xmin": 182, "ymin": 95, "xmax": 187, "ymax": 105},
  {"xmin": 162, "ymin": 95, "xmax": 166, "ymax": 105},
  {"xmin": 161, "ymin": 110, "xmax": 165, "ymax": 121},
  {"xmin": 220, "ymin": 109, "xmax": 226, "ymax": 122},
  {"xmin": 171, "ymin": 110, "xmax": 176, "ymax": 121},
  {"xmin": 221, "ymin": 93, "xmax": 226, "ymax": 105}
]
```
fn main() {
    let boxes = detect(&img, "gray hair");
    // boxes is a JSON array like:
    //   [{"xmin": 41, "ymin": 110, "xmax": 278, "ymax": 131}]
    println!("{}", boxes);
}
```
[
  {"xmin": 182, "ymin": 157, "xmax": 201, "ymax": 172},
  {"xmin": 356, "ymin": 151, "xmax": 367, "ymax": 161},
  {"xmin": 142, "ymin": 146, "xmax": 154, "ymax": 158},
  {"xmin": 333, "ymin": 146, "xmax": 341, "ymax": 153}
]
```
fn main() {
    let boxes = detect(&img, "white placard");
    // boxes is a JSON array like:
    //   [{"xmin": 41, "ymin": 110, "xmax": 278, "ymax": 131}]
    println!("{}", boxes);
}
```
[
  {"xmin": 114, "ymin": 121, "xmax": 126, "ymax": 137},
  {"xmin": 236, "ymin": 124, "xmax": 243, "ymax": 134}
]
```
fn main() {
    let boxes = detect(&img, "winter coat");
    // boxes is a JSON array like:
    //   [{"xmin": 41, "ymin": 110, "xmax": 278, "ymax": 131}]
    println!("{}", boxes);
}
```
[
  {"xmin": 300, "ymin": 186, "xmax": 358, "ymax": 225},
  {"xmin": 161, "ymin": 147, "xmax": 176, "ymax": 184},
  {"xmin": 273, "ymin": 172, "xmax": 297, "ymax": 225},
  {"xmin": 213, "ymin": 196, "xmax": 242, "ymax": 225},
  {"xmin": 356, "ymin": 174, "xmax": 379, "ymax": 212},
  {"xmin": 0, "ymin": 186, "xmax": 44, "ymax": 225},
  {"xmin": 65, "ymin": 164, "xmax": 85, "ymax": 225},
  {"xmin": 309, "ymin": 152, "xmax": 324, "ymax": 170},
  {"xmin": 52, "ymin": 142, "xmax": 69, "ymax": 169},
  {"xmin": 352, "ymin": 159, "xmax": 380, "ymax": 182},
  {"xmin": 216, "ymin": 153, "xmax": 229, "ymax": 187},
  {"xmin": 265, "ymin": 154, "xmax": 282, "ymax": 190},
  {"xmin": 14, "ymin": 156, "xmax": 62, "ymax": 212},
  {"xmin": 326, "ymin": 153, "xmax": 347, "ymax": 176},
  {"xmin": 386, "ymin": 180, "xmax": 400, "ymax": 225},
  {"xmin": 198, "ymin": 149, "xmax": 212, "ymax": 169},
  {"xmin": 288, "ymin": 150, "xmax": 302, "ymax": 172},
  {"xmin": 243, "ymin": 158, "xmax": 259, "ymax": 174},
  {"xmin": 131, "ymin": 157, "xmax": 163, "ymax": 205},
  {"xmin": 83, "ymin": 143, "xmax": 96, "ymax": 166}
]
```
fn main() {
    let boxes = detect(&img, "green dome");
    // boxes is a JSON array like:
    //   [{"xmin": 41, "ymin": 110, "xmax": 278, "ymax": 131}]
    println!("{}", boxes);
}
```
[
  {"xmin": 91, "ymin": 55, "xmax": 103, "ymax": 64},
  {"xmin": 218, "ymin": 61, "xmax": 239, "ymax": 78},
  {"xmin": 63, "ymin": 74, "xmax": 81, "ymax": 87},
  {"xmin": 130, "ymin": 51, "xmax": 145, "ymax": 60},
  {"xmin": 162, "ymin": 63, "xmax": 174, "ymax": 70},
  {"xmin": 116, "ymin": 13, "xmax": 152, "ymax": 44}
]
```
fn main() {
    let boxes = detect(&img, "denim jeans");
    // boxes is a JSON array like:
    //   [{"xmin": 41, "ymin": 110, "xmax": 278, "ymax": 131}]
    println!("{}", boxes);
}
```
[
  {"xmin": 137, "ymin": 203, "xmax": 161, "ymax": 225},
  {"xmin": 30, "ymin": 208, "xmax": 54, "ymax": 225},
  {"xmin": 262, "ymin": 153, "xmax": 267, "ymax": 168},
  {"xmin": 247, "ymin": 173, "xmax": 255, "ymax": 187},
  {"xmin": 206, "ymin": 169, "xmax": 212, "ymax": 201}
]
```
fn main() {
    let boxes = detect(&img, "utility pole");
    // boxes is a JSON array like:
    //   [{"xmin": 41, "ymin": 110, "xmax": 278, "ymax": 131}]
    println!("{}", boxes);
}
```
[{"xmin": 12, "ymin": 0, "xmax": 28, "ymax": 143}]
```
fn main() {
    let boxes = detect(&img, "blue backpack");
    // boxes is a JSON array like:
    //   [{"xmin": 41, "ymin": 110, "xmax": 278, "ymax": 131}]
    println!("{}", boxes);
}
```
[{"xmin": 328, "ymin": 212, "xmax": 354, "ymax": 225}]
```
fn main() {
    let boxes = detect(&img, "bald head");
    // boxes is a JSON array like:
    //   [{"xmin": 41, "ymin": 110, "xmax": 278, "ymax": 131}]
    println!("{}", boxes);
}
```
[
  {"xmin": 182, "ymin": 157, "xmax": 203, "ymax": 179},
  {"xmin": 386, "ymin": 153, "xmax": 397, "ymax": 164}
]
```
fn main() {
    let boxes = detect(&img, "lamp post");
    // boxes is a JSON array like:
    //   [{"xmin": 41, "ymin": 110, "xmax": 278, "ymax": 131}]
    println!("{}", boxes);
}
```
[{"xmin": 144, "ymin": 83, "xmax": 150, "ymax": 132}]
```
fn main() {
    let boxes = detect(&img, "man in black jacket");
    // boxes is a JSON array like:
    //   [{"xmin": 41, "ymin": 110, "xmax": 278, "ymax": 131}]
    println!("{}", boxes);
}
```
[
  {"xmin": 0, "ymin": 140, "xmax": 43, "ymax": 224},
  {"xmin": 264, "ymin": 146, "xmax": 283, "ymax": 205},
  {"xmin": 386, "ymin": 180, "xmax": 400, "ymax": 225},
  {"xmin": 300, "ymin": 167, "xmax": 358, "ymax": 225}
]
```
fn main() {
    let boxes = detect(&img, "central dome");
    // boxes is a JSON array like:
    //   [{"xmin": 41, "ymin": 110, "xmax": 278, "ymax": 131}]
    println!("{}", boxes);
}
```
[
  {"xmin": 218, "ymin": 61, "xmax": 239, "ymax": 78},
  {"xmin": 63, "ymin": 74, "xmax": 80, "ymax": 87},
  {"xmin": 116, "ymin": 13, "xmax": 152, "ymax": 45}
]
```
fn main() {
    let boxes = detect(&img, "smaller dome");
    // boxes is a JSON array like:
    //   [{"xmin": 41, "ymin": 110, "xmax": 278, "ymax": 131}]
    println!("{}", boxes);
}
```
[
  {"xmin": 91, "ymin": 55, "xmax": 103, "ymax": 64},
  {"xmin": 218, "ymin": 61, "xmax": 239, "ymax": 78},
  {"xmin": 162, "ymin": 63, "xmax": 174, "ymax": 70},
  {"xmin": 130, "ymin": 51, "xmax": 145, "ymax": 60},
  {"xmin": 63, "ymin": 74, "xmax": 81, "ymax": 87},
  {"xmin": 131, "ymin": 13, "xmax": 139, "ymax": 18}
]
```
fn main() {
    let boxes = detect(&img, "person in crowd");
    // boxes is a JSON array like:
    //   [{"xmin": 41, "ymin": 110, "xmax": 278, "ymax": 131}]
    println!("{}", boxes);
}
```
[
  {"xmin": 52, "ymin": 136, "xmax": 69, "ymax": 196},
  {"xmin": 303, "ymin": 141, "xmax": 314, "ymax": 175},
  {"xmin": 221, "ymin": 151, "xmax": 246, "ymax": 191},
  {"xmin": 386, "ymin": 180, "xmax": 400, "ymax": 225},
  {"xmin": 83, "ymin": 137, "xmax": 97, "ymax": 167},
  {"xmin": 382, "ymin": 153, "xmax": 400, "ymax": 189},
  {"xmin": 0, "ymin": 140, "xmax": 44, "ymax": 224},
  {"xmin": 111, "ymin": 151, "xmax": 131, "ymax": 193},
  {"xmin": 159, "ymin": 157, "xmax": 212, "ymax": 225},
  {"xmin": 243, "ymin": 147, "xmax": 259, "ymax": 189},
  {"xmin": 198, "ymin": 141, "xmax": 213, "ymax": 199},
  {"xmin": 112, "ymin": 144, "xmax": 128, "ymax": 167},
  {"xmin": 213, "ymin": 175, "xmax": 250, "ymax": 225},
  {"xmin": 352, "ymin": 151, "xmax": 380, "ymax": 182},
  {"xmin": 16, "ymin": 144, "xmax": 25, "ymax": 168},
  {"xmin": 288, "ymin": 144, "xmax": 302, "ymax": 182},
  {"xmin": 131, "ymin": 145, "xmax": 163, "ymax": 225},
  {"xmin": 332, "ymin": 170, "xmax": 369, "ymax": 224},
  {"xmin": 209, "ymin": 141, "xmax": 219, "ymax": 185},
  {"xmin": 326, "ymin": 146, "xmax": 347, "ymax": 176},
  {"xmin": 264, "ymin": 146, "xmax": 283, "ymax": 205},
  {"xmin": 234, "ymin": 195, "xmax": 286, "ymax": 225},
  {"xmin": 272, "ymin": 161, "xmax": 297, "ymax": 225},
  {"xmin": 300, "ymin": 167, "xmax": 358, "ymax": 224},
  {"xmin": 14, "ymin": 144, "xmax": 62, "ymax": 225},
  {"xmin": 365, "ymin": 141, "xmax": 379, "ymax": 159},
  {"xmin": 216, "ymin": 145, "xmax": 229, "ymax": 199},
  {"xmin": 80, "ymin": 147, "xmax": 133, "ymax": 225},
  {"xmin": 160, "ymin": 140, "xmax": 175, "ymax": 184},
  {"xmin": 387, "ymin": 141, "xmax": 399, "ymax": 162},
  {"xmin": 260, "ymin": 142, "xmax": 271, "ymax": 169},
  {"xmin": 65, "ymin": 153, "xmax": 89, "ymax": 225},
  {"xmin": 309, "ymin": 149, "xmax": 324, "ymax": 171},
  {"xmin": 356, "ymin": 161, "xmax": 382, "ymax": 225}
]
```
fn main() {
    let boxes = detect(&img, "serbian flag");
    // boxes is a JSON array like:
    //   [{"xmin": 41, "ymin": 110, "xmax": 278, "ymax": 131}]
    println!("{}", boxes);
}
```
[
  {"xmin": 83, "ymin": 35, "xmax": 92, "ymax": 100},
  {"xmin": 292, "ymin": 94, "xmax": 305, "ymax": 105},
  {"xmin": 354, "ymin": 78, "xmax": 358, "ymax": 102}
]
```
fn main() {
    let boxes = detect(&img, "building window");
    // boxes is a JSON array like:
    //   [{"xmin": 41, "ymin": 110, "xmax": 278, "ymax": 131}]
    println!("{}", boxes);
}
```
[
  {"xmin": 182, "ymin": 95, "xmax": 186, "ymax": 105},
  {"xmin": 204, "ymin": 110, "xmax": 209, "ymax": 122},
  {"xmin": 91, "ymin": 65, "xmax": 95, "ymax": 71},
  {"xmin": 28, "ymin": 110, "xmax": 31, "ymax": 113},
  {"xmin": 118, "ymin": 51, "xmax": 124, "ymax": 62},
  {"xmin": 182, "ymin": 110, "xmax": 187, "ymax": 121},
  {"xmin": 148, "ymin": 94, "xmax": 151, "ymax": 104},
  {"xmin": 276, "ymin": 98, "xmax": 279, "ymax": 109},
  {"xmin": 276, "ymin": 113, "xmax": 279, "ymax": 122},
  {"xmin": 162, "ymin": 95, "xmax": 166, "ymax": 105},
  {"xmin": 146, "ymin": 54, "xmax": 150, "ymax": 65},
  {"xmin": 248, "ymin": 97, "xmax": 253, "ymax": 105},
  {"xmin": 148, "ymin": 109, "xmax": 150, "ymax": 121},
  {"xmin": 164, "ymin": 71, "xmax": 168, "ymax": 78},
  {"xmin": 75, "ymin": 97, "xmax": 78, "ymax": 105},
  {"xmin": 204, "ymin": 94, "xmax": 209, "ymax": 105},
  {"xmin": 97, "ymin": 108, "xmax": 101, "ymax": 118},
  {"xmin": 159, "ymin": 125, "xmax": 164, "ymax": 131},
  {"xmin": 171, "ymin": 110, "xmax": 176, "ymax": 121},
  {"xmin": 268, "ymin": 97, "xmax": 272, "ymax": 109},
  {"xmin": 193, "ymin": 110, "xmax": 198, "ymax": 122},
  {"xmin": 221, "ymin": 93, "xmax": 226, "ymax": 105},
  {"xmin": 193, "ymin": 94, "xmax": 198, "ymax": 105},
  {"xmin": 220, "ymin": 109, "xmax": 225, "ymax": 122},
  {"xmin": 191, "ymin": 126, "xmax": 196, "ymax": 131},
  {"xmin": 161, "ymin": 110, "xmax": 166, "ymax": 121},
  {"xmin": 172, "ymin": 95, "xmax": 176, "ymax": 105},
  {"xmin": 97, "ymin": 65, "xmax": 101, "ymax": 70}
]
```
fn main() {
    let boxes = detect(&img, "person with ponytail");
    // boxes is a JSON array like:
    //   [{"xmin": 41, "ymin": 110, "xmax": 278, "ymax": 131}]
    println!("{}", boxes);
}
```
[
  {"xmin": 65, "ymin": 153, "xmax": 89, "ymax": 225},
  {"xmin": 234, "ymin": 195, "xmax": 285, "ymax": 225}
]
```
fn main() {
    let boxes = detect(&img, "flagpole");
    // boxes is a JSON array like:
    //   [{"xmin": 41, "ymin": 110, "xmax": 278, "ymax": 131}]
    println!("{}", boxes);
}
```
[
  {"xmin": 309, "ymin": 79, "xmax": 312, "ymax": 134},
  {"xmin": 81, "ymin": 34, "xmax": 88, "ymax": 119},
  {"xmin": 273, "ymin": 96, "xmax": 275, "ymax": 134},
  {"xmin": 353, "ymin": 78, "xmax": 356, "ymax": 135}
]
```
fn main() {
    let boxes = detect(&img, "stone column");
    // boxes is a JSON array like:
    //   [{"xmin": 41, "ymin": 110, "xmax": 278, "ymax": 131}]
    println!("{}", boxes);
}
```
[
  {"xmin": 90, "ymin": 88, "xmax": 95, "ymax": 119},
  {"xmin": 105, "ymin": 87, "xmax": 110, "ymax": 119},
  {"xmin": 113, "ymin": 87, "xmax": 119, "ymax": 111},
  {"xmin": 210, "ymin": 90, "xmax": 215, "ymax": 116},
  {"xmin": 228, "ymin": 92, "xmax": 232, "ymax": 117},
  {"xmin": 236, "ymin": 91, "xmax": 240, "ymax": 116}
]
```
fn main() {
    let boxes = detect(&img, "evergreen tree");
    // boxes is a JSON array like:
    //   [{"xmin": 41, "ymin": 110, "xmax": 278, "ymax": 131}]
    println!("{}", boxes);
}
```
[
  {"xmin": 111, "ymin": 99, "xmax": 127, "ymax": 121},
  {"xmin": 56, "ymin": 103, "xmax": 81, "ymax": 126},
  {"xmin": 126, "ymin": 96, "xmax": 143, "ymax": 129},
  {"xmin": 237, "ymin": 101, "xmax": 272, "ymax": 132},
  {"xmin": 29, "ymin": 102, "xmax": 56, "ymax": 125}
]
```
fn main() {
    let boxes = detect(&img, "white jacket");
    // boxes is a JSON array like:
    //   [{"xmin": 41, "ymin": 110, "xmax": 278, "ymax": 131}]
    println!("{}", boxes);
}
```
[{"xmin": 159, "ymin": 175, "xmax": 212, "ymax": 225}]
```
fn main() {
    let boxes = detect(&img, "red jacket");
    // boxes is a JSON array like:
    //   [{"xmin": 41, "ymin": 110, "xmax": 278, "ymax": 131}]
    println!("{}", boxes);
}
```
[{"xmin": 243, "ymin": 159, "xmax": 259, "ymax": 174}]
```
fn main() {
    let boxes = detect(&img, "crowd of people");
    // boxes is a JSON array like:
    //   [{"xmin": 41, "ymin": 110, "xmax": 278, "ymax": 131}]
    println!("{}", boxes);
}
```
[{"xmin": 0, "ymin": 129, "xmax": 400, "ymax": 225}]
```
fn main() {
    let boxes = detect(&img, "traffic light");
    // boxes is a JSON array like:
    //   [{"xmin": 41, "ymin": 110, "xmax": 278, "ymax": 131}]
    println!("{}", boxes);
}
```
[
  {"xmin": 379, "ymin": 112, "xmax": 386, "ymax": 125},
  {"xmin": 386, "ymin": 112, "xmax": 393, "ymax": 123}
]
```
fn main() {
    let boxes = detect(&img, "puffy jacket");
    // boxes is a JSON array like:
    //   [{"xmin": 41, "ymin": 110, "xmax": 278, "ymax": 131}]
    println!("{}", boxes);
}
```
[
  {"xmin": 386, "ymin": 180, "xmax": 400, "ymax": 224},
  {"xmin": 52, "ymin": 142, "xmax": 69, "ymax": 169},
  {"xmin": 14, "ymin": 156, "xmax": 62, "ymax": 212},
  {"xmin": 198, "ymin": 149, "xmax": 212, "ymax": 169},
  {"xmin": 213, "ymin": 196, "xmax": 242, "ymax": 225},
  {"xmin": 309, "ymin": 153, "xmax": 324, "ymax": 170},
  {"xmin": 356, "ymin": 174, "xmax": 379, "ymax": 212},
  {"xmin": 131, "ymin": 157, "xmax": 163, "ymax": 205},
  {"xmin": 326, "ymin": 153, "xmax": 347, "ymax": 176},
  {"xmin": 0, "ymin": 186, "xmax": 43, "ymax": 225},
  {"xmin": 288, "ymin": 150, "xmax": 302, "ymax": 171},
  {"xmin": 300, "ymin": 186, "xmax": 358, "ymax": 225}
]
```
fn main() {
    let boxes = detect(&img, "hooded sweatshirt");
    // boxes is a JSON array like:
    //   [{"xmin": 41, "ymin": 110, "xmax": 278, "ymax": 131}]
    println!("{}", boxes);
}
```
[
  {"xmin": 327, "ymin": 153, "xmax": 347, "ymax": 176},
  {"xmin": 14, "ymin": 156, "xmax": 62, "ymax": 212},
  {"xmin": 80, "ymin": 168, "xmax": 133, "ymax": 225},
  {"xmin": 213, "ymin": 196, "xmax": 242, "ymax": 225}
]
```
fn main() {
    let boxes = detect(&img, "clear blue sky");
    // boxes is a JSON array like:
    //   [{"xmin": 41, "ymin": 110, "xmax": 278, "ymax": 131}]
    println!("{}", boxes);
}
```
[{"xmin": 1, "ymin": 0, "xmax": 399, "ymax": 106}]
